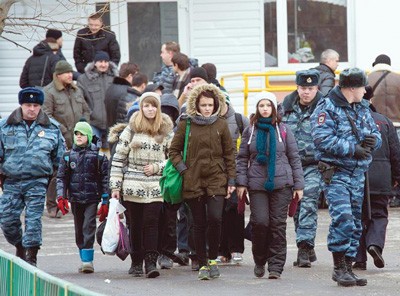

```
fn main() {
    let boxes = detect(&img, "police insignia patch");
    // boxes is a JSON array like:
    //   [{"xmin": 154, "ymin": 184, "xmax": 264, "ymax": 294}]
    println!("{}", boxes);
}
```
[
  {"xmin": 307, "ymin": 77, "xmax": 312, "ymax": 83},
  {"xmin": 38, "ymin": 130, "xmax": 45, "ymax": 137},
  {"xmin": 318, "ymin": 113, "xmax": 326, "ymax": 125}
]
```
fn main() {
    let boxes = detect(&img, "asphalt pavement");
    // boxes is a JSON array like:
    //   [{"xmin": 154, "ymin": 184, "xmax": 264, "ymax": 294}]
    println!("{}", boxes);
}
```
[{"xmin": 1, "ymin": 208, "xmax": 400, "ymax": 296}]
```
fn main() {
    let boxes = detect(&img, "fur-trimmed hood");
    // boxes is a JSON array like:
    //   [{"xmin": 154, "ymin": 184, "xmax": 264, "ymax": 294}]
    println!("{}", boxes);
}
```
[
  {"xmin": 108, "ymin": 122, "xmax": 128, "ymax": 144},
  {"xmin": 83, "ymin": 61, "xmax": 119, "ymax": 80},
  {"xmin": 186, "ymin": 84, "xmax": 226, "ymax": 117},
  {"xmin": 128, "ymin": 112, "xmax": 174, "ymax": 145}
]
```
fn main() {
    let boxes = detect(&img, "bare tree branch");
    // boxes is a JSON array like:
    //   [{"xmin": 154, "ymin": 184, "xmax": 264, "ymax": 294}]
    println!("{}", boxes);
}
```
[{"xmin": 0, "ymin": 0, "xmax": 19, "ymax": 36}]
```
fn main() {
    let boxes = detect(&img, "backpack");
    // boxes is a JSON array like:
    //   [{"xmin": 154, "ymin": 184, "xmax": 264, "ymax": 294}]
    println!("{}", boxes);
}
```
[{"xmin": 234, "ymin": 113, "xmax": 244, "ymax": 135}]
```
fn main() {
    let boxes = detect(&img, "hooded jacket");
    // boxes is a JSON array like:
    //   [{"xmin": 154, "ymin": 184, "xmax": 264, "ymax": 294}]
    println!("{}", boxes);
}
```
[
  {"xmin": 77, "ymin": 61, "xmax": 119, "ymax": 129},
  {"xmin": 20, "ymin": 40, "xmax": 61, "ymax": 88},
  {"xmin": 169, "ymin": 84, "xmax": 236, "ymax": 199},
  {"xmin": 43, "ymin": 77, "xmax": 90, "ymax": 148},
  {"xmin": 109, "ymin": 112, "xmax": 174, "ymax": 203}
]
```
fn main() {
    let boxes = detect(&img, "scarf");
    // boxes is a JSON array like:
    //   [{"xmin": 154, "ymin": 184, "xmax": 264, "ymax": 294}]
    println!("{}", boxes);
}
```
[
  {"xmin": 190, "ymin": 114, "xmax": 218, "ymax": 126},
  {"xmin": 256, "ymin": 117, "xmax": 276, "ymax": 191}
]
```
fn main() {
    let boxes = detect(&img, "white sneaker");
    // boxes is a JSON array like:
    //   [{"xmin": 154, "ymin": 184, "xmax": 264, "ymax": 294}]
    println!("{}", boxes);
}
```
[{"xmin": 231, "ymin": 253, "xmax": 243, "ymax": 264}]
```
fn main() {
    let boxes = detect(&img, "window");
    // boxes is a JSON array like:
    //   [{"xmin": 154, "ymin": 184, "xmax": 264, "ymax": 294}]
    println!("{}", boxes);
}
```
[{"xmin": 264, "ymin": 0, "xmax": 348, "ymax": 66}]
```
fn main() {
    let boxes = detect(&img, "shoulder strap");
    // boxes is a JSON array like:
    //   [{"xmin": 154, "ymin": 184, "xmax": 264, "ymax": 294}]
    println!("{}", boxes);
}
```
[
  {"xmin": 235, "ymin": 113, "xmax": 244, "ymax": 135},
  {"xmin": 344, "ymin": 109, "xmax": 361, "ymax": 142},
  {"xmin": 372, "ymin": 70, "xmax": 390, "ymax": 94},
  {"xmin": 41, "ymin": 56, "xmax": 49, "ymax": 87},
  {"xmin": 183, "ymin": 119, "xmax": 191, "ymax": 162}
]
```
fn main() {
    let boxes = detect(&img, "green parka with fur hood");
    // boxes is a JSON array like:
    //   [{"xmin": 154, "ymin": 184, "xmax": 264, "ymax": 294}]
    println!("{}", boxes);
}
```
[{"xmin": 169, "ymin": 84, "xmax": 236, "ymax": 199}]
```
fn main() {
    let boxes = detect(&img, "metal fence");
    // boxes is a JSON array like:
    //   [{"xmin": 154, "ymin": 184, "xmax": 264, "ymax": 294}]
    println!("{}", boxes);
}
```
[{"xmin": 0, "ymin": 249, "xmax": 104, "ymax": 296}]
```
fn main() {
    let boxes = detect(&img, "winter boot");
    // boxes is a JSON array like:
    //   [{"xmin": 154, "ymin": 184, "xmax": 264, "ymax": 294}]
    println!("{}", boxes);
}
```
[
  {"xmin": 296, "ymin": 242, "xmax": 311, "ymax": 268},
  {"xmin": 345, "ymin": 256, "xmax": 367, "ymax": 286},
  {"xmin": 15, "ymin": 242, "xmax": 26, "ymax": 260},
  {"xmin": 331, "ymin": 252, "xmax": 356, "ymax": 287},
  {"xmin": 26, "ymin": 247, "xmax": 40, "ymax": 267},
  {"xmin": 309, "ymin": 248, "xmax": 317, "ymax": 262},
  {"xmin": 80, "ymin": 249, "xmax": 94, "ymax": 273},
  {"xmin": 144, "ymin": 251, "xmax": 160, "ymax": 278},
  {"xmin": 129, "ymin": 253, "xmax": 144, "ymax": 277}
]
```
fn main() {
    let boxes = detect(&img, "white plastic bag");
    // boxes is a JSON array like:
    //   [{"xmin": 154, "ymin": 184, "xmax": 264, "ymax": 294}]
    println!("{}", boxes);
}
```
[{"xmin": 101, "ymin": 198, "xmax": 126, "ymax": 254}]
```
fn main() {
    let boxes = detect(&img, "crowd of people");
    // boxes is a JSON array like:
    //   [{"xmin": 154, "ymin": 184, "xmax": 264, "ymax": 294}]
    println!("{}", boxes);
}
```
[{"xmin": 0, "ymin": 11, "xmax": 399, "ymax": 287}]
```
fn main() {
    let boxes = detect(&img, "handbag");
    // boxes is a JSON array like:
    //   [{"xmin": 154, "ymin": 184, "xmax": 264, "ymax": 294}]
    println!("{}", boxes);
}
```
[
  {"xmin": 160, "ymin": 119, "xmax": 191, "ymax": 204},
  {"xmin": 116, "ymin": 216, "xmax": 131, "ymax": 261}
]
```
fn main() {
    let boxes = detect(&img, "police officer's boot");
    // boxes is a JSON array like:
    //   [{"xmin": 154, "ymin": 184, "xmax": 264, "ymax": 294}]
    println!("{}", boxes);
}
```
[
  {"xmin": 296, "ymin": 242, "xmax": 311, "ymax": 268},
  {"xmin": 144, "ymin": 251, "xmax": 160, "ymax": 278},
  {"xmin": 26, "ymin": 247, "xmax": 40, "ymax": 267},
  {"xmin": 309, "ymin": 248, "xmax": 317, "ymax": 263},
  {"xmin": 15, "ymin": 242, "xmax": 26, "ymax": 260},
  {"xmin": 332, "ymin": 252, "xmax": 356, "ymax": 287},
  {"xmin": 345, "ymin": 256, "xmax": 367, "ymax": 286}
]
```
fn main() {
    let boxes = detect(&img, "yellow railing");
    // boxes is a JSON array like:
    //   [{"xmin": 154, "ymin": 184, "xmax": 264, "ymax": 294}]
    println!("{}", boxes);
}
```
[{"xmin": 220, "ymin": 70, "xmax": 340, "ymax": 115}]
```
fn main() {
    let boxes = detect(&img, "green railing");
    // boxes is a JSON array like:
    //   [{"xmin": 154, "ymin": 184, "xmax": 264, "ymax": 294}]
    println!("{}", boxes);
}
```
[{"xmin": 0, "ymin": 249, "xmax": 104, "ymax": 296}]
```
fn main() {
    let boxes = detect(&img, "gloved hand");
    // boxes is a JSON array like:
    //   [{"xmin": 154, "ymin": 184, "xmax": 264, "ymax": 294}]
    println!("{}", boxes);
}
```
[
  {"xmin": 97, "ymin": 194, "xmax": 109, "ymax": 222},
  {"xmin": 363, "ymin": 135, "xmax": 377, "ymax": 149},
  {"xmin": 354, "ymin": 144, "xmax": 371, "ymax": 159},
  {"xmin": 57, "ymin": 196, "xmax": 69, "ymax": 215}
]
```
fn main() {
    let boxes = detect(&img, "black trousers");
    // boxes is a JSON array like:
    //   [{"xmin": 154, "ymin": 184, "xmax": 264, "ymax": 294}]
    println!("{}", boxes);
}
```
[
  {"xmin": 123, "ymin": 201, "xmax": 163, "ymax": 263},
  {"xmin": 158, "ymin": 202, "xmax": 181, "ymax": 257},
  {"xmin": 355, "ymin": 194, "xmax": 389, "ymax": 262},
  {"xmin": 249, "ymin": 188, "xmax": 292, "ymax": 274},
  {"xmin": 219, "ymin": 195, "xmax": 245, "ymax": 257},
  {"xmin": 186, "ymin": 195, "xmax": 225, "ymax": 268},
  {"xmin": 71, "ymin": 202, "xmax": 98, "ymax": 250}
]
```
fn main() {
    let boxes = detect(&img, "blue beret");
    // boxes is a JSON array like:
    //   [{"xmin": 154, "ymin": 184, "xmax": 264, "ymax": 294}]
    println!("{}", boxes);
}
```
[
  {"xmin": 296, "ymin": 69, "xmax": 320, "ymax": 86},
  {"xmin": 339, "ymin": 68, "xmax": 368, "ymax": 88},
  {"xmin": 18, "ymin": 87, "xmax": 44, "ymax": 105}
]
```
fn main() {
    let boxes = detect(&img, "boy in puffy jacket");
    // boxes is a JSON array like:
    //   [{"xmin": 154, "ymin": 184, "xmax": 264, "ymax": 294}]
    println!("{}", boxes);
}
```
[{"xmin": 56, "ymin": 121, "xmax": 109, "ymax": 273}]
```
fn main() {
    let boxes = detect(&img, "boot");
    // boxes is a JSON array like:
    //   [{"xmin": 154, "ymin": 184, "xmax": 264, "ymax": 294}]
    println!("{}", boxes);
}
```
[
  {"xmin": 129, "ymin": 253, "xmax": 144, "ymax": 277},
  {"xmin": 296, "ymin": 242, "xmax": 311, "ymax": 268},
  {"xmin": 331, "ymin": 252, "xmax": 356, "ymax": 287},
  {"xmin": 80, "ymin": 249, "xmax": 94, "ymax": 273},
  {"xmin": 144, "ymin": 251, "xmax": 160, "ymax": 278},
  {"xmin": 26, "ymin": 247, "xmax": 40, "ymax": 267},
  {"xmin": 345, "ymin": 256, "xmax": 367, "ymax": 286},
  {"xmin": 15, "ymin": 242, "xmax": 26, "ymax": 260},
  {"xmin": 309, "ymin": 248, "xmax": 317, "ymax": 262}
]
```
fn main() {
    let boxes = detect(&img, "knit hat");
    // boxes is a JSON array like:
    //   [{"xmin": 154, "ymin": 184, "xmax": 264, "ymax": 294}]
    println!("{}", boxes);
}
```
[
  {"xmin": 295, "ymin": 69, "xmax": 320, "ymax": 86},
  {"xmin": 372, "ymin": 54, "xmax": 391, "ymax": 67},
  {"xmin": 339, "ymin": 68, "xmax": 368, "ymax": 88},
  {"xmin": 46, "ymin": 29, "xmax": 62, "ymax": 40},
  {"xmin": 254, "ymin": 91, "xmax": 277, "ymax": 111},
  {"xmin": 74, "ymin": 121, "xmax": 93, "ymax": 146},
  {"xmin": 94, "ymin": 51, "xmax": 110, "ymax": 62},
  {"xmin": 139, "ymin": 92, "xmax": 161, "ymax": 106},
  {"xmin": 18, "ymin": 87, "xmax": 44, "ymax": 105},
  {"xmin": 190, "ymin": 67, "xmax": 209, "ymax": 82},
  {"xmin": 55, "ymin": 60, "xmax": 73, "ymax": 75}
]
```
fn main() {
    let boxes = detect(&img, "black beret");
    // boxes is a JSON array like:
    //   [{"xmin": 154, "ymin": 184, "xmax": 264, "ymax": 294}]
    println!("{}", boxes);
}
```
[
  {"xmin": 339, "ymin": 68, "xmax": 368, "ymax": 88},
  {"xmin": 295, "ymin": 69, "xmax": 320, "ymax": 86},
  {"xmin": 18, "ymin": 87, "xmax": 44, "ymax": 105}
]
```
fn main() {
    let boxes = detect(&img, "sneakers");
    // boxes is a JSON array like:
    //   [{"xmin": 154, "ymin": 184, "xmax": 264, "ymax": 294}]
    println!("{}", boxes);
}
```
[
  {"xmin": 79, "ymin": 262, "xmax": 94, "ymax": 273},
  {"xmin": 216, "ymin": 255, "xmax": 231, "ymax": 265},
  {"xmin": 173, "ymin": 252, "xmax": 189, "ymax": 266},
  {"xmin": 254, "ymin": 265, "xmax": 265, "ymax": 278},
  {"xmin": 198, "ymin": 266, "xmax": 211, "ymax": 280},
  {"xmin": 268, "ymin": 271, "xmax": 281, "ymax": 279},
  {"xmin": 367, "ymin": 245, "xmax": 385, "ymax": 268},
  {"xmin": 208, "ymin": 260, "xmax": 220, "ymax": 278},
  {"xmin": 158, "ymin": 254, "xmax": 173, "ymax": 269},
  {"xmin": 231, "ymin": 252, "xmax": 243, "ymax": 264}
]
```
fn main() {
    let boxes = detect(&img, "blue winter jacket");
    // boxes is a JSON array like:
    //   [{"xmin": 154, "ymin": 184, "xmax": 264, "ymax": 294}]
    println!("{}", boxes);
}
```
[
  {"xmin": 0, "ymin": 108, "xmax": 64, "ymax": 179},
  {"xmin": 311, "ymin": 86, "xmax": 382, "ymax": 174},
  {"xmin": 56, "ymin": 143, "xmax": 109, "ymax": 203}
]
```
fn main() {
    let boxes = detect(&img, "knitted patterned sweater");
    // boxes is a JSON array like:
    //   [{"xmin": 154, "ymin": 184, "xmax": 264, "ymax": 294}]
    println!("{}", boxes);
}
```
[{"xmin": 109, "ymin": 112, "xmax": 174, "ymax": 203}]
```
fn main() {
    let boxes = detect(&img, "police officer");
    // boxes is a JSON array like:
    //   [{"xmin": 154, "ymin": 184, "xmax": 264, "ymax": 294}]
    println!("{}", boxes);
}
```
[
  {"xmin": 0, "ymin": 87, "xmax": 65, "ymax": 266},
  {"xmin": 311, "ymin": 68, "xmax": 382, "ymax": 287},
  {"xmin": 281, "ymin": 69, "xmax": 324, "ymax": 267}
]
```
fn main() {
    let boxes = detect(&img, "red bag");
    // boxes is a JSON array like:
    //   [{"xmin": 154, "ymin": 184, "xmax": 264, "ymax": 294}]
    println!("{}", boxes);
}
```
[{"xmin": 288, "ymin": 195, "xmax": 299, "ymax": 217}]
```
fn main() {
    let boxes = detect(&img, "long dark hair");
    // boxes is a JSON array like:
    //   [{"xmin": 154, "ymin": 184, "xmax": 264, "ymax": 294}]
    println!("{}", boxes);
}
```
[{"xmin": 250, "ymin": 99, "xmax": 281, "ymax": 126}]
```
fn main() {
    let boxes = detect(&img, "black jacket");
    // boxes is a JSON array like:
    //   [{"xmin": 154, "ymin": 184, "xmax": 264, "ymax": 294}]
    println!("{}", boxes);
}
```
[
  {"xmin": 313, "ymin": 63, "xmax": 335, "ymax": 97},
  {"xmin": 56, "ymin": 144, "xmax": 109, "ymax": 203},
  {"xmin": 104, "ymin": 77, "xmax": 133, "ymax": 128},
  {"xmin": 19, "ymin": 41, "xmax": 61, "ymax": 88},
  {"xmin": 368, "ymin": 111, "xmax": 400, "ymax": 195},
  {"xmin": 116, "ymin": 87, "xmax": 142, "ymax": 124},
  {"xmin": 73, "ymin": 27, "xmax": 121, "ymax": 73}
]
